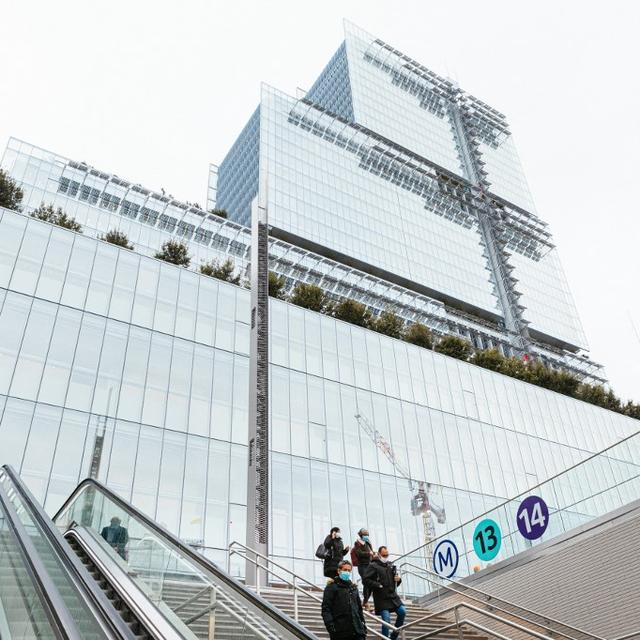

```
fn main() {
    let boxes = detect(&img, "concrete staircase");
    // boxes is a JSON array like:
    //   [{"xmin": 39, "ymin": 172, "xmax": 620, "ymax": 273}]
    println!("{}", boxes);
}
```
[
  {"xmin": 255, "ymin": 586, "xmax": 488, "ymax": 640},
  {"xmin": 161, "ymin": 579, "xmax": 269, "ymax": 640}
]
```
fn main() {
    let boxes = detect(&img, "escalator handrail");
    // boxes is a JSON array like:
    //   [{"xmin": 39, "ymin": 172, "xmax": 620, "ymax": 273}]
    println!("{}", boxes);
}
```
[
  {"xmin": 0, "ymin": 482, "xmax": 81, "ymax": 640},
  {"xmin": 53, "ymin": 475, "xmax": 319, "ymax": 640},
  {"xmin": 1, "ymin": 465, "xmax": 137, "ymax": 640},
  {"xmin": 64, "ymin": 527, "xmax": 191, "ymax": 640}
]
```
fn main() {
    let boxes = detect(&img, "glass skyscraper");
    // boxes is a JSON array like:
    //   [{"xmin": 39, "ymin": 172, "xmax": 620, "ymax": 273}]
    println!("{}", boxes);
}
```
[
  {"xmin": 0, "ymin": 22, "xmax": 637, "ymax": 587},
  {"xmin": 217, "ymin": 21, "xmax": 590, "ymax": 369}
]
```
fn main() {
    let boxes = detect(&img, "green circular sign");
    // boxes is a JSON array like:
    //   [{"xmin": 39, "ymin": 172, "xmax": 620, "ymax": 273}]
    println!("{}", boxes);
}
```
[{"xmin": 472, "ymin": 518, "xmax": 502, "ymax": 561}]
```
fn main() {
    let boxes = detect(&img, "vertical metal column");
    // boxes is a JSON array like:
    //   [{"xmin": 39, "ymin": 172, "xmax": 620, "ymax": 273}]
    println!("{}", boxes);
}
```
[
  {"xmin": 245, "ymin": 196, "xmax": 269, "ymax": 586},
  {"xmin": 449, "ymin": 97, "xmax": 530, "ymax": 352}
]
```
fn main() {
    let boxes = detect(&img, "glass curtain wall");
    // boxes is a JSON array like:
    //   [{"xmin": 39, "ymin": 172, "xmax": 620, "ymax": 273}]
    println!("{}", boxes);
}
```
[{"xmin": 1, "ymin": 208, "xmax": 637, "ymax": 586}]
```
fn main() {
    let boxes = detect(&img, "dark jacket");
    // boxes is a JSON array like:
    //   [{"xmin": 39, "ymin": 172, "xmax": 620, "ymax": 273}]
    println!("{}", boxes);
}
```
[
  {"xmin": 363, "ymin": 558, "xmax": 403, "ymax": 614},
  {"xmin": 321, "ymin": 578, "xmax": 367, "ymax": 640},
  {"xmin": 100, "ymin": 525, "xmax": 128, "ymax": 559},
  {"xmin": 323, "ymin": 534, "xmax": 349, "ymax": 576},
  {"xmin": 353, "ymin": 539, "xmax": 373, "ymax": 566}
]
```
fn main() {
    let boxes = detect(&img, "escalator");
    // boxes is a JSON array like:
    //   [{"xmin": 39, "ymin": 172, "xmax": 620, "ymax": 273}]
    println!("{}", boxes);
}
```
[{"xmin": 0, "ymin": 465, "xmax": 317, "ymax": 640}]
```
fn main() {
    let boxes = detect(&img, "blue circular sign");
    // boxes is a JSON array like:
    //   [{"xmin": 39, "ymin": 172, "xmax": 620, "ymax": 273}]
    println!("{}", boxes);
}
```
[
  {"xmin": 472, "ymin": 518, "xmax": 502, "ymax": 561},
  {"xmin": 432, "ymin": 539, "xmax": 459, "ymax": 578},
  {"xmin": 517, "ymin": 495, "xmax": 549, "ymax": 540}
]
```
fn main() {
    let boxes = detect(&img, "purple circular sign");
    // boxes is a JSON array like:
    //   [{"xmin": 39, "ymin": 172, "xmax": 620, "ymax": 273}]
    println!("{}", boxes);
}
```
[{"xmin": 516, "ymin": 496, "xmax": 549, "ymax": 540}]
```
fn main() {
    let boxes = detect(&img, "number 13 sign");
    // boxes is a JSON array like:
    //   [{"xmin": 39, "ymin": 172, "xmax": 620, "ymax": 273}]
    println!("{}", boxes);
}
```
[{"xmin": 517, "ymin": 496, "xmax": 549, "ymax": 540}]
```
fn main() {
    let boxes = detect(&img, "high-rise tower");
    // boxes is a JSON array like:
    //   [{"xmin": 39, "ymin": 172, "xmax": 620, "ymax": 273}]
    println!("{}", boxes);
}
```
[{"xmin": 216, "ymin": 21, "xmax": 592, "ymax": 377}]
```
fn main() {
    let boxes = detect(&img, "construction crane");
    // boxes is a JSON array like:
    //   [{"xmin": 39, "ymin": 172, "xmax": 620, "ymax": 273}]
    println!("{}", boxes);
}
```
[{"xmin": 354, "ymin": 413, "xmax": 445, "ymax": 550}]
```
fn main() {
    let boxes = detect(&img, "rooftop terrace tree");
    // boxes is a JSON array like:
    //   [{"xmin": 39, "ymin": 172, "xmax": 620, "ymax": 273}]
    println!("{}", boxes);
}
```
[
  {"xmin": 31, "ymin": 203, "xmax": 82, "ymax": 232},
  {"xmin": 200, "ymin": 258, "xmax": 241, "ymax": 285},
  {"xmin": 100, "ymin": 229, "xmax": 133, "ymax": 250},
  {"xmin": 289, "ymin": 282, "xmax": 327, "ymax": 312},
  {"xmin": 155, "ymin": 239, "xmax": 191, "ymax": 267},
  {"xmin": 0, "ymin": 169, "xmax": 23, "ymax": 211}
]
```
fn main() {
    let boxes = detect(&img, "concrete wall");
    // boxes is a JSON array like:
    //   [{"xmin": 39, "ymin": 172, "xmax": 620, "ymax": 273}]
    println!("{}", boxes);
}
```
[{"xmin": 422, "ymin": 499, "xmax": 640, "ymax": 638}]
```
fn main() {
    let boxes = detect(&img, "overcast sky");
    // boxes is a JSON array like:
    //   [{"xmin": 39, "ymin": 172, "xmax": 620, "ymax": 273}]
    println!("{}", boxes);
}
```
[{"xmin": 1, "ymin": 0, "xmax": 638, "ymax": 402}]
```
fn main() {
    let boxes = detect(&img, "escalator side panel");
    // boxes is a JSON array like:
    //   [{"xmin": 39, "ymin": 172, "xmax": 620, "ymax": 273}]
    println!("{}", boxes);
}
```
[
  {"xmin": 64, "ymin": 527, "xmax": 189, "ymax": 640},
  {"xmin": 0, "ymin": 467, "xmax": 136, "ymax": 640},
  {"xmin": 0, "ymin": 482, "xmax": 78, "ymax": 640}
]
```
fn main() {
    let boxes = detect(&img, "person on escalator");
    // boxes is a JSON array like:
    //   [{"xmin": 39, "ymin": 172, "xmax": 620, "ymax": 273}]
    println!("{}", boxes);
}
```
[
  {"xmin": 100, "ymin": 516, "xmax": 129, "ymax": 560},
  {"xmin": 323, "ymin": 527, "xmax": 350, "ymax": 581},
  {"xmin": 321, "ymin": 560, "xmax": 367, "ymax": 640}
]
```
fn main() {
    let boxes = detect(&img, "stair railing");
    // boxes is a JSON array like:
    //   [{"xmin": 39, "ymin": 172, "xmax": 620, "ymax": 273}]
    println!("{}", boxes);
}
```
[
  {"xmin": 229, "ymin": 540, "xmax": 391, "ymax": 639},
  {"xmin": 398, "ymin": 561, "xmax": 603, "ymax": 640},
  {"xmin": 230, "ymin": 541, "xmax": 569, "ymax": 640}
]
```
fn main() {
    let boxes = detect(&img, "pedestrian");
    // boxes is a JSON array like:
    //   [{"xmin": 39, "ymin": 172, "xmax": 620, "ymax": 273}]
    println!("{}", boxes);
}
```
[
  {"xmin": 323, "ymin": 526, "xmax": 350, "ymax": 581},
  {"xmin": 351, "ymin": 528, "xmax": 374, "ymax": 608},
  {"xmin": 100, "ymin": 516, "xmax": 129, "ymax": 560},
  {"xmin": 364, "ymin": 546, "xmax": 406, "ymax": 639},
  {"xmin": 321, "ymin": 560, "xmax": 367, "ymax": 640}
]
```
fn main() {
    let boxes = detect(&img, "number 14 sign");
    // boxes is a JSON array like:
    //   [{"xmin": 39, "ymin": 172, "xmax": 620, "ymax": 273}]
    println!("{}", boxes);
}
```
[{"xmin": 517, "ymin": 496, "xmax": 549, "ymax": 540}]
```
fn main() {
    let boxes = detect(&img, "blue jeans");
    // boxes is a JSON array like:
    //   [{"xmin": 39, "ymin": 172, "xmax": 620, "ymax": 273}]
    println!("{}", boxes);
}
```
[{"xmin": 380, "ymin": 605, "xmax": 406, "ymax": 638}]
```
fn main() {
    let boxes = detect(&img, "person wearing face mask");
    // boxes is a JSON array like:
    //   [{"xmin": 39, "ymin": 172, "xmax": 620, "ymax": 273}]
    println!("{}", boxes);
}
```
[
  {"xmin": 323, "ymin": 527, "xmax": 350, "ymax": 581},
  {"xmin": 321, "ymin": 560, "xmax": 367, "ymax": 640},
  {"xmin": 351, "ymin": 528, "xmax": 374, "ymax": 608},
  {"xmin": 363, "ymin": 546, "xmax": 406, "ymax": 639}
]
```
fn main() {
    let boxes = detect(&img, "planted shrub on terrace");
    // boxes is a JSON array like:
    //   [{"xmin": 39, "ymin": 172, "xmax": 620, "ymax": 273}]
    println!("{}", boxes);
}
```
[
  {"xmin": 30, "ymin": 203, "xmax": 82, "ymax": 232},
  {"xmin": 268, "ymin": 272, "xmax": 287, "ymax": 299},
  {"xmin": 372, "ymin": 310, "xmax": 404, "ymax": 339},
  {"xmin": 403, "ymin": 322, "xmax": 434, "ymax": 349},
  {"xmin": 434, "ymin": 335, "xmax": 472, "ymax": 361},
  {"xmin": 0, "ymin": 169, "xmax": 24, "ymax": 211},
  {"xmin": 99, "ymin": 229, "xmax": 133, "ymax": 250},
  {"xmin": 289, "ymin": 282, "xmax": 327, "ymax": 312},
  {"xmin": 200, "ymin": 258, "xmax": 241, "ymax": 285},
  {"xmin": 332, "ymin": 298, "xmax": 372, "ymax": 328},
  {"xmin": 154, "ymin": 239, "xmax": 191, "ymax": 267}
]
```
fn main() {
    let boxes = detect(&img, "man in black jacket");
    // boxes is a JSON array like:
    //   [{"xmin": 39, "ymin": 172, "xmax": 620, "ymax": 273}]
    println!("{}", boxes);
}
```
[
  {"xmin": 100, "ymin": 516, "xmax": 129, "ymax": 560},
  {"xmin": 323, "ymin": 527, "xmax": 350, "ymax": 579},
  {"xmin": 363, "ymin": 546, "xmax": 406, "ymax": 639},
  {"xmin": 321, "ymin": 560, "xmax": 367, "ymax": 640}
]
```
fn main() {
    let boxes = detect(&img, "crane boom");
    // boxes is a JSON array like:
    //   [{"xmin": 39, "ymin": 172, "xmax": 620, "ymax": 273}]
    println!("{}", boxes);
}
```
[{"xmin": 354, "ymin": 412, "xmax": 446, "ymax": 548}]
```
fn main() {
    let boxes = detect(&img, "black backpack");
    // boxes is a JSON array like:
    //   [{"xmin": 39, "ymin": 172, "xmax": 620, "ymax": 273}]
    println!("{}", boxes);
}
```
[{"xmin": 315, "ymin": 541, "xmax": 330, "ymax": 560}]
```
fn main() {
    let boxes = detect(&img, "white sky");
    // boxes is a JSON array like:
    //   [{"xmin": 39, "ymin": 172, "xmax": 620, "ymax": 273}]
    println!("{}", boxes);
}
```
[{"xmin": 1, "ymin": 0, "xmax": 638, "ymax": 402}]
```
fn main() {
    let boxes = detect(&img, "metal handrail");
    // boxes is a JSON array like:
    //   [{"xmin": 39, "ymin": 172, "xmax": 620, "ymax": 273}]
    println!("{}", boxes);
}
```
[
  {"xmin": 408, "ymin": 602, "xmax": 555, "ymax": 640},
  {"xmin": 399, "ymin": 561, "xmax": 604, "ymax": 640},
  {"xmin": 182, "ymin": 592, "xmax": 276, "ymax": 640},
  {"xmin": 1, "ymin": 466, "xmax": 136, "ymax": 639},
  {"xmin": 0, "ymin": 482, "xmax": 81, "ymax": 640},
  {"xmin": 229, "ymin": 541, "xmax": 391, "ymax": 639},
  {"xmin": 173, "ymin": 585, "xmax": 212, "ymax": 614},
  {"xmin": 395, "ymin": 428, "xmax": 640, "ymax": 563},
  {"xmin": 230, "ymin": 540, "xmax": 570, "ymax": 640},
  {"xmin": 51, "ymin": 475, "xmax": 316, "ymax": 640},
  {"xmin": 64, "ymin": 526, "xmax": 188, "ymax": 640}
]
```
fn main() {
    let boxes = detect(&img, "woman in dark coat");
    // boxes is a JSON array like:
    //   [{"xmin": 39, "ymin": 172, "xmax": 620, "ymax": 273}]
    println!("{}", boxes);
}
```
[
  {"xmin": 321, "ymin": 560, "xmax": 367, "ymax": 640},
  {"xmin": 323, "ymin": 526, "xmax": 350, "ymax": 579}
]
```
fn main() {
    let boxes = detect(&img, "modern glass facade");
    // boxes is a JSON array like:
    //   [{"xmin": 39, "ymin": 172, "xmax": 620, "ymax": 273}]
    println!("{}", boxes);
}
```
[
  {"xmin": 0, "ymin": 201, "xmax": 637, "ymax": 584},
  {"xmin": 218, "ymin": 21, "xmax": 587, "ymax": 354},
  {"xmin": 0, "ymin": 23, "xmax": 635, "ymax": 594}
]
